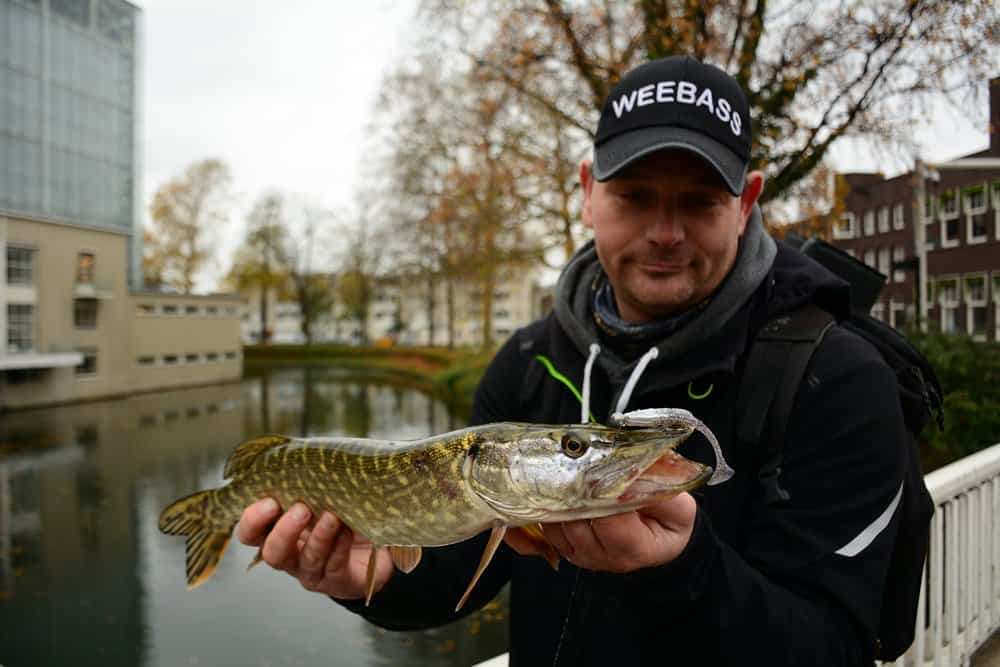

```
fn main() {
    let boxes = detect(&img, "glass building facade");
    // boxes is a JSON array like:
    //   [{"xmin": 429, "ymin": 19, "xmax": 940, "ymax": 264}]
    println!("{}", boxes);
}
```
[{"xmin": 0, "ymin": 0, "xmax": 140, "ymax": 283}]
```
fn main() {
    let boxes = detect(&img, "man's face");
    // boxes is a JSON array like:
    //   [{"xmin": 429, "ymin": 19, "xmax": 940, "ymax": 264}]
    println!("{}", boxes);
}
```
[{"xmin": 581, "ymin": 149, "xmax": 763, "ymax": 323}]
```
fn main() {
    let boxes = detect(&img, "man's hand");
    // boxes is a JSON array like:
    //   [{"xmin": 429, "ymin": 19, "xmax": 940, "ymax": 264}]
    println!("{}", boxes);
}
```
[
  {"xmin": 235, "ymin": 499, "xmax": 394, "ymax": 599},
  {"xmin": 504, "ymin": 492, "xmax": 697, "ymax": 573}
]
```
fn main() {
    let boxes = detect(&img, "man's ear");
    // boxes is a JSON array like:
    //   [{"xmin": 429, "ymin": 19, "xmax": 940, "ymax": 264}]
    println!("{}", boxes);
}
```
[
  {"xmin": 580, "ymin": 160, "xmax": 594, "ymax": 229},
  {"xmin": 738, "ymin": 171, "xmax": 765, "ymax": 234}
]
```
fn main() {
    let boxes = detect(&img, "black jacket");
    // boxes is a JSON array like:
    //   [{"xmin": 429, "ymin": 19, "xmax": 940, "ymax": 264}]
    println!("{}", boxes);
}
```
[{"xmin": 340, "ymin": 244, "xmax": 906, "ymax": 666}]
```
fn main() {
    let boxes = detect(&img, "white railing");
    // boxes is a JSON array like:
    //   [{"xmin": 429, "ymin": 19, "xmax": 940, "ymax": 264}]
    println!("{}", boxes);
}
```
[
  {"xmin": 884, "ymin": 442, "xmax": 1000, "ymax": 667},
  {"xmin": 474, "ymin": 443, "xmax": 1000, "ymax": 667}
]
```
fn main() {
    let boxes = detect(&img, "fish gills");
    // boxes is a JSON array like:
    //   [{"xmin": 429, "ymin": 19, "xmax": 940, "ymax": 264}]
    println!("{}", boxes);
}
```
[{"xmin": 159, "ymin": 489, "xmax": 235, "ymax": 589}]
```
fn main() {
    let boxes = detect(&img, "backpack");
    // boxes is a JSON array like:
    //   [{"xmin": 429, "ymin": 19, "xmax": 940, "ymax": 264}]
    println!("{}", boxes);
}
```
[{"xmin": 738, "ymin": 236, "xmax": 942, "ymax": 661}]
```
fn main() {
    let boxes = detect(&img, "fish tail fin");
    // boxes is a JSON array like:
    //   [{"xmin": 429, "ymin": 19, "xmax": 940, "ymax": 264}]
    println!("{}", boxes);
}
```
[{"xmin": 159, "ymin": 489, "xmax": 235, "ymax": 589}]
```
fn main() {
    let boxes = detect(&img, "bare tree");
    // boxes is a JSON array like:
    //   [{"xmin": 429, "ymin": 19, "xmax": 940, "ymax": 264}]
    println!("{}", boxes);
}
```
[
  {"xmin": 424, "ymin": 0, "xmax": 999, "ymax": 201},
  {"xmin": 284, "ymin": 206, "xmax": 337, "ymax": 345},
  {"xmin": 147, "ymin": 159, "xmax": 231, "ymax": 293}
]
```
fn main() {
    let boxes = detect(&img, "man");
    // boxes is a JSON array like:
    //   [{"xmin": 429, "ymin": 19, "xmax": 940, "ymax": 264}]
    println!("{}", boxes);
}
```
[{"xmin": 237, "ymin": 56, "xmax": 905, "ymax": 665}]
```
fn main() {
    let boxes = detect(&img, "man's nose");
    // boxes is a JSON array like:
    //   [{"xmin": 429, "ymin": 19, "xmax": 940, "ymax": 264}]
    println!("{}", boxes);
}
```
[{"xmin": 647, "ymin": 209, "xmax": 685, "ymax": 246}]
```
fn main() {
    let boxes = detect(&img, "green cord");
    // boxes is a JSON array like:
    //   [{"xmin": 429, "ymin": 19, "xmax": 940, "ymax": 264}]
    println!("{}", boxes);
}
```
[
  {"xmin": 688, "ymin": 381, "xmax": 713, "ymax": 400},
  {"xmin": 534, "ymin": 354, "xmax": 596, "ymax": 422}
]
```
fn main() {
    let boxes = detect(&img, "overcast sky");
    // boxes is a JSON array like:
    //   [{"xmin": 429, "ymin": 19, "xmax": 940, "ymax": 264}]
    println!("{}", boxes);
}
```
[{"xmin": 135, "ymin": 2, "xmax": 992, "ymax": 291}]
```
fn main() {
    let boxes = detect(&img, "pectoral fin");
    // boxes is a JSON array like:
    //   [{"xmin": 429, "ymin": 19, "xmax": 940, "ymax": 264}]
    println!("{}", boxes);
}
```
[
  {"xmin": 388, "ymin": 546, "xmax": 422, "ymax": 573},
  {"xmin": 455, "ymin": 523, "xmax": 506, "ymax": 612},
  {"xmin": 510, "ymin": 523, "xmax": 560, "ymax": 571},
  {"xmin": 365, "ymin": 544, "xmax": 381, "ymax": 607}
]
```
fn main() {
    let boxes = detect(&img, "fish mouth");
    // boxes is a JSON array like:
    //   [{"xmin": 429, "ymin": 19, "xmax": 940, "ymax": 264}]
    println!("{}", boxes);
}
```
[
  {"xmin": 587, "ymin": 428, "xmax": 701, "ymax": 502},
  {"xmin": 612, "ymin": 449, "xmax": 712, "ymax": 505}
]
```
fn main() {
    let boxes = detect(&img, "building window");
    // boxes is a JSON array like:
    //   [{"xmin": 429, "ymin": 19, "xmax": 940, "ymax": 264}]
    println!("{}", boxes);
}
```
[
  {"xmin": 871, "ymin": 302, "xmax": 885, "ymax": 322},
  {"xmin": 939, "ymin": 189, "xmax": 960, "ymax": 218},
  {"xmin": 137, "ymin": 356, "xmax": 155, "ymax": 366},
  {"xmin": 863, "ymin": 249, "xmax": 876, "ymax": 269},
  {"xmin": 205, "ymin": 352, "xmax": 219, "ymax": 361},
  {"xmin": 889, "ymin": 301, "xmax": 908, "ymax": 330},
  {"xmin": 877, "ymin": 207, "xmax": 890, "ymax": 233},
  {"xmin": 964, "ymin": 274, "xmax": 988, "ymax": 341},
  {"xmin": 74, "ymin": 298, "xmax": 98, "ymax": 329},
  {"xmin": 206, "ymin": 305, "xmax": 219, "ymax": 315},
  {"xmin": 185, "ymin": 305, "xmax": 200, "ymax": 315},
  {"xmin": 185, "ymin": 353, "xmax": 201, "ymax": 363},
  {"xmin": 878, "ymin": 247, "xmax": 891, "ymax": 279},
  {"xmin": 50, "ymin": 0, "xmax": 90, "ymax": 26},
  {"xmin": 992, "ymin": 182, "xmax": 1000, "ymax": 241},
  {"xmin": 163, "ymin": 354, "xmax": 179, "ymax": 365},
  {"xmin": 77, "ymin": 252, "xmax": 95, "ymax": 283},
  {"xmin": 162, "ymin": 304, "xmax": 178, "ymax": 315},
  {"xmin": 892, "ymin": 204, "xmax": 906, "ymax": 231},
  {"xmin": 994, "ymin": 272, "xmax": 1000, "ymax": 342},
  {"xmin": 892, "ymin": 246, "xmax": 906, "ymax": 284},
  {"xmin": 6, "ymin": 246, "xmax": 35, "ymax": 285},
  {"xmin": 938, "ymin": 277, "xmax": 960, "ymax": 334},
  {"xmin": 137, "ymin": 304, "xmax": 156, "ymax": 315},
  {"xmin": 833, "ymin": 212, "xmax": 856, "ymax": 240},
  {"xmin": 224, "ymin": 351, "xmax": 238, "ymax": 360},
  {"xmin": 939, "ymin": 189, "xmax": 960, "ymax": 248},
  {"xmin": 864, "ymin": 210, "xmax": 875, "ymax": 236},
  {"xmin": 76, "ymin": 348, "xmax": 98, "ymax": 376},
  {"xmin": 7, "ymin": 304, "xmax": 34, "ymax": 353},
  {"xmin": 964, "ymin": 186, "xmax": 988, "ymax": 244}
]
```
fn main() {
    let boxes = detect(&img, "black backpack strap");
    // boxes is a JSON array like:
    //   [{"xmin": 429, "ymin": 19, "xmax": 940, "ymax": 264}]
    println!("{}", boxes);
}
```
[{"xmin": 738, "ymin": 304, "xmax": 836, "ymax": 504}]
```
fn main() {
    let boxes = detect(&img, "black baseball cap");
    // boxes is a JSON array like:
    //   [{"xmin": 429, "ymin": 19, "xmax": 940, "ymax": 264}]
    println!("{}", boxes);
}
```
[{"xmin": 592, "ymin": 56, "xmax": 752, "ymax": 195}]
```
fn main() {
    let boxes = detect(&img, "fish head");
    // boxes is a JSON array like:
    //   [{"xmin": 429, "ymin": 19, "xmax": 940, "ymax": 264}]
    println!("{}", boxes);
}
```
[{"xmin": 466, "ymin": 422, "xmax": 712, "ymax": 524}]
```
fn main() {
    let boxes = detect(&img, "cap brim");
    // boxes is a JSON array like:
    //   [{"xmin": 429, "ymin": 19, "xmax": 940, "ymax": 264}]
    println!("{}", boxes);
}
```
[{"xmin": 593, "ymin": 126, "xmax": 747, "ymax": 195}]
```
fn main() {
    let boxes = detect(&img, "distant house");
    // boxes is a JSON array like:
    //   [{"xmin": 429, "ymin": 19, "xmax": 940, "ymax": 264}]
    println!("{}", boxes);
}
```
[{"xmin": 784, "ymin": 76, "xmax": 1000, "ymax": 341}]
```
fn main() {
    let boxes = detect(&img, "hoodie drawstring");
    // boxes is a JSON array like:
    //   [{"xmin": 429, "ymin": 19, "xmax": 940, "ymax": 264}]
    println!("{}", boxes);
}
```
[
  {"xmin": 614, "ymin": 347, "xmax": 659, "ymax": 415},
  {"xmin": 580, "ymin": 344, "xmax": 601, "ymax": 423}
]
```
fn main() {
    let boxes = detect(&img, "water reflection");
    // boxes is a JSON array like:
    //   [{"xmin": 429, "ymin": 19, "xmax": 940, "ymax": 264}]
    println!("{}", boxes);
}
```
[{"xmin": 0, "ymin": 366, "xmax": 507, "ymax": 667}]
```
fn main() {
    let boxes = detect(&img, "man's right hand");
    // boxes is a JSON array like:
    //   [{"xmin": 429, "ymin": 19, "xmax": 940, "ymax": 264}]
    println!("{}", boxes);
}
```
[{"xmin": 235, "ymin": 498, "xmax": 394, "ymax": 600}]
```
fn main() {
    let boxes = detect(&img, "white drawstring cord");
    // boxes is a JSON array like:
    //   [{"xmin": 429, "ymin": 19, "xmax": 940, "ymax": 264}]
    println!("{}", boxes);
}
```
[
  {"xmin": 580, "ymin": 344, "xmax": 601, "ymax": 423},
  {"xmin": 614, "ymin": 347, "xmax": 659, "ymax": 415}
]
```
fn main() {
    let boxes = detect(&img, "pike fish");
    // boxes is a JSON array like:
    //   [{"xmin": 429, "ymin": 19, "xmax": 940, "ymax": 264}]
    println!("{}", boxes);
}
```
[{"xmin": 159, "ymin": 415, "xmax": 714, "ymax": 610}]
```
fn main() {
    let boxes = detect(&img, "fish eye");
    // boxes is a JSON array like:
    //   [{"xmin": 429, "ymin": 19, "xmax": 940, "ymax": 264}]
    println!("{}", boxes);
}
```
[{"xmin": 560, "ymin": 433, "xmax": 588, "ymax": 458}]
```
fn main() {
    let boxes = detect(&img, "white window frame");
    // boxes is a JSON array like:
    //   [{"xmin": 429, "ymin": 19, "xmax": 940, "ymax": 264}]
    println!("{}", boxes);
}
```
[
  {"xmin": 6, "ymin": 303, "xmax": 35, "ymax": 354},
  {"xmin": 939, "ymin": 188, "xmax": 961, "ymax": 248},
  {"xmin": 964, "ymin": 273, "xmax": 988, "ymax": 341},
  {"xmin": 833, "ymin": 212, "xmax": 856, "ymax": 240},
  {"xmin": 994, "ymin": 272, "xmax": 1000, "ymax": 342},
  {"xmin": 878, "ymin": 247, "xmax": 891, "ymax": 279},
  {"xmin": 991, "ymin": 182, "xmax": 1000, "ymax": 241},
  {"xmin": 938, "ymin": 275, "xmax": 960, "ymax": 335},
  {"xmin": 871, "ymin": 302, "xmax": 885, "ymax": 322},
  {"xmin": 964, "ymin": 184, "xmax": 988, "ymax": 245},
  {"xmin": 864, "ymin": 210, "xmax": 876, "ymax": 236},
  {"xmin": 892, "ymin": 203, "xmax": 906, "ymax": 231},
  {"xmin": 6, "ymin": 245, "xmax": 36, "ymax": 286},
  {"xmin": 892, "ymin": 246, "xmax": 906, "ymax": 284},
  {"xmin": 889, "ymin": 299, "xmax": 907, "ymax": 330},
  {"xmin": 864, "ymin": 249, "xmax": 876, "ymax": 270},
  {"xmin": 877, "ymin": 206, "xmax": 890, "ymax": 233}
]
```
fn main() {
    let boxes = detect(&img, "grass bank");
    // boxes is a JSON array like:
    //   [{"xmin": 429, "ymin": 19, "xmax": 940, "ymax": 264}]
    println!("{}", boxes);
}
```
[{"xmin": 243, "ymin": 343, "xmax": 493, "ymax": 410}]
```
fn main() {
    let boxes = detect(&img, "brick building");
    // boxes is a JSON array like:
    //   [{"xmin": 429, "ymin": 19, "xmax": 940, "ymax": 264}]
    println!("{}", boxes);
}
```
[{"xmin": 806, "ymin": 77, "xmax": 1000, "ymax": 341}]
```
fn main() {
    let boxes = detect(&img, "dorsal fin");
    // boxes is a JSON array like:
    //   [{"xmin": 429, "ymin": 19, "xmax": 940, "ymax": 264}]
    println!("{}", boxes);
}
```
[{"xmin": 223, "ymin": 435, "xmax": 292, "ymax": 478}]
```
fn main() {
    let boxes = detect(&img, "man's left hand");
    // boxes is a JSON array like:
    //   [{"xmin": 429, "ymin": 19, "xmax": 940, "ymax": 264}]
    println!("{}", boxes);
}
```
[{"xmin": 528, "ymin": 492, "xmax": 697, "ymax": 573}]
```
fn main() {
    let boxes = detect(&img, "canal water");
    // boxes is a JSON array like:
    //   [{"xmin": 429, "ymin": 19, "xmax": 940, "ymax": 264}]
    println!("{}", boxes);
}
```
[{"xmin": 0, "ymin": 365, "xmax": 509, "ymax": 667}]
